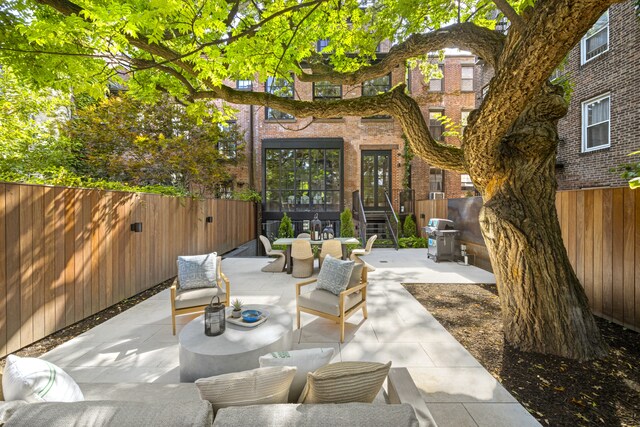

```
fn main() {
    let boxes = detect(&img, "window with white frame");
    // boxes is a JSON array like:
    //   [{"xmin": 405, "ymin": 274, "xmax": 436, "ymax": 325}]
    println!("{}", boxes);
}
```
[
  {"xmin": 429, "ymin": 110, "xmax": 444, "ymax": 141},
  {"xmin": 581, "ymin": 10, "xmax": 609, "ymax": 64},
  {"xmin": 236, "ymin": 80, "xmax": 252, "ymax": 91},
  {"xmin": 461, "ymin": 174, "xmax": 474, "ymax": 190},
  {"xmin": 582, "ymin": 93, "xmax": 610, "ymax": 152},
  {"xmin": 265, "ymin": 76, "xmax": 294, "ymax": 120},
  {"xmin": 461, "ymin": 66, "xmax": 474, "ymax": 92},
  {"xmin": 429, "ymin": 65, "xmax": 444, "ymax": 92}
]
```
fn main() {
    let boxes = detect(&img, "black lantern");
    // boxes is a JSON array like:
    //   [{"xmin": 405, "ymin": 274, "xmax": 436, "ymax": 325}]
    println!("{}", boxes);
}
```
[
  {"xmin": 322, "ymin": 224, "xmax": 335, "ymax": 240},
  {"xmin": 204, "ymin": 296, "xmax": 226, "ymax": 336},
  {"xmin": 311, "ymin": 213, "xmax": 322, "ymax": 241}
]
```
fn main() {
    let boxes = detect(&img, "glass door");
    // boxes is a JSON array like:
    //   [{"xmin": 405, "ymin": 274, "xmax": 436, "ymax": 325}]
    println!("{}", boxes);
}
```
[{"xmin": 361, "ymin": 151, "xmax": 391, "ymax": 210}]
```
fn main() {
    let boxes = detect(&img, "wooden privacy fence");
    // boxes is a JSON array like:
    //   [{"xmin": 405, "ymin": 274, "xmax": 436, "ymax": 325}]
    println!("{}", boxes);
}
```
[
  {"xmin": 414, "ymin": 187, "xmax": 640, "ymax": 332},
  {"xmin": 0, "ymin": 183, "xmax": 257, "ymax": 357}
]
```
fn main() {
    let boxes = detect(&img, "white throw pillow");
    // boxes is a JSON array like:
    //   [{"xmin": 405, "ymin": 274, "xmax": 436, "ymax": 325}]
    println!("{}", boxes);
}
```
[
  {"xmin": 177, "ymin": 252, "xmax": 218, "ymax": 290},
  {"xmin": 2, "ymin": 355, "xmax": 84, "ymax": 403},
  {"xmin": 195, "ymin": 366, "xmax": 296, "ymax": 414},
  {"xmin": 259, "ymin": 348, "xmax": 335, "ymax": 402}
]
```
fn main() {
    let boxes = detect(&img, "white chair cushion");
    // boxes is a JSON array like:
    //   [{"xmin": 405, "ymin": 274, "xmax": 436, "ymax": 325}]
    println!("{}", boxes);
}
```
[
  {"xmin": 175, "ymin": 287, "xmax": 226, "ymax": 310},
  {"xmin": 195, "ymin": 366, "xmax": 296, "ymax": 414},
  {"xmin": 2, "ymin": 355, "xmax": 84, "ymax": 403},
  {"xmin": 177, "ymin": 253, "xmax": 218, "ymax": 290},
  {"xmin": 259, "ymin": 348, "xmax": 335, "ymax": 402},
  {"xmin": 315, "ymin": 255, "xmax": 354, "ymax": 295},
  {"xmin": 297, "ymin": 289, "xmax": 361, "ymax": 316}
]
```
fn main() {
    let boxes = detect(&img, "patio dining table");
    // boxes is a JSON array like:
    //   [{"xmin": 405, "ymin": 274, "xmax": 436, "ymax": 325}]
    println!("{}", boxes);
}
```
[{"xmin": 272, "ymin": 237, "xmax": 360, "ymax": 274}]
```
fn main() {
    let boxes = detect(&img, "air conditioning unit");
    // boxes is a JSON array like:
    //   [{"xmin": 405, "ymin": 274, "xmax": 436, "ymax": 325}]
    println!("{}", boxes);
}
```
[{"xmin": 429, "ymin": 192, "xmax": 445, "ymax": 200}]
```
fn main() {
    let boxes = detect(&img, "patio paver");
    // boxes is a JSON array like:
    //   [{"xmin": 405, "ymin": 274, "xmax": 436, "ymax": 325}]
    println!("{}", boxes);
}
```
[{"xmin": 39, "ymin": 248, "xmax": 540, "ymax": 426}]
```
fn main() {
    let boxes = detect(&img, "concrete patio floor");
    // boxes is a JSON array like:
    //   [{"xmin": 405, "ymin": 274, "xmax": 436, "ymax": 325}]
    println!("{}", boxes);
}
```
[{"xmin": 40, "ymin": 248, "xmax": 540, "ymax": 427}]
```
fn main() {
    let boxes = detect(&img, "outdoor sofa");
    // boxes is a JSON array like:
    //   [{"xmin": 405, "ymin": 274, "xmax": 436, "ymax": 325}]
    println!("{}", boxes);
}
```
[{"xmin": 0, "ymin": 368, "xmax": 436, "ymax": 427}]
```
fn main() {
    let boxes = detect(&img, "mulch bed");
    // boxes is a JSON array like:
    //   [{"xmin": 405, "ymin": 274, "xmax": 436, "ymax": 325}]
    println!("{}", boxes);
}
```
[
  {"xmin": 0, "ymin": 278, "xmax": 174, "ymax": 370},
  {"xmin": 404, "ymin": 283, "xmax": 640, "ymax": 427}
]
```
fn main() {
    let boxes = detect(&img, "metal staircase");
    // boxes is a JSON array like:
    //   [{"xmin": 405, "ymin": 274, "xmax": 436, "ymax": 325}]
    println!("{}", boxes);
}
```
[{"xmin": 352, "ymin": 191, "xmax": 399, "ymax": 249}]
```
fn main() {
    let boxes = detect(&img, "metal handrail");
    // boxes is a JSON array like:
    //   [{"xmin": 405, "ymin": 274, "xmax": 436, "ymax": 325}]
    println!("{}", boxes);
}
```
[
  {"xmin": 352, "ymin": 190, "xmax": 367, "ymax": 247},
  {"xmin": 383, "ymin": 191, "xmax": 399, "ymax": 250}
]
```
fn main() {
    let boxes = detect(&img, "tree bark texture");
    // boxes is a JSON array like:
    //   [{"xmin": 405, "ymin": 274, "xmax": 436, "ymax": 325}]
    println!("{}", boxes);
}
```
[{"xmin": 473, "ymin": 86, "xmax": 607, "ymax": 360}]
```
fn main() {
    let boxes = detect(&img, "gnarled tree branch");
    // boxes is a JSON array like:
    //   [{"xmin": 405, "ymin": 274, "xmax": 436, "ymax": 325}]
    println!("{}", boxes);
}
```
[
  {"xmin": 298, "ymin": 23, "xmax": 505, "ymax": 84},
  {"xmin": 192, "ymin": 84, "xmax": 465, "ymax": 171},
  {"xmin": 492, "ymin": 0, "xmax": 524, "ymax": 32}
]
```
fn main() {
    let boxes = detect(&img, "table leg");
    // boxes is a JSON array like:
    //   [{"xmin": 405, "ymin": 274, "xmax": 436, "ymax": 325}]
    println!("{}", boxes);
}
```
[
  {"xmin": 286, "ymin": 246, "xmax": 293, "ymax": 274},
  {"xmin": 342, "ymin": 244, "xmax": 347, "ymax": 260}
]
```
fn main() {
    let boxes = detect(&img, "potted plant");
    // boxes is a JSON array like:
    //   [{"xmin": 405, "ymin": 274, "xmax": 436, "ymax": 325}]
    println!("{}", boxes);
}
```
[{"xmin": 231, "ymin": 299, "xmax": 243, "ymax": 318}]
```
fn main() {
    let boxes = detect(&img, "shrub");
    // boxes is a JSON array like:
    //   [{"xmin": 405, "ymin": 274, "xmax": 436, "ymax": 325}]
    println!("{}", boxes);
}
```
[
  {"xmin": 278, "ymin": 213, "xmax": 294, "ymax": 238},
  {"xmin": 403, "ymin": 214, "xmax": 417, "ymax": 238},
  {"xmin": 340, "ymin": 208, "xmax": 355, "ymax": 237},
  {"xmin": 398, "ymin": 236, "xmax": 428, "ymax": 248}
]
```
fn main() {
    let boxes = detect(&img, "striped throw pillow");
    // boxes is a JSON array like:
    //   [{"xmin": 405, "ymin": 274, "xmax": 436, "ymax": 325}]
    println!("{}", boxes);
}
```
[
  {"xmin": 195, "ymin": 366, "xmax": 296, "ymax": 414},
  {"xmin": 298, "ymin": 361, "xmax": 391, "ymax": 404},
  {"xmin": 259, "ymin": 347, "xmax": 335, "ymax": 402},
  {"xmin": 2, "ymin": 355, "xmax": 84, "ymax": 403}
]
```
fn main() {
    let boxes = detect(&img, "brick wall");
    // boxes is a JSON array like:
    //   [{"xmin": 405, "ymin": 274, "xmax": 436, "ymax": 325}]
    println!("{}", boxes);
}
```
[
  {"xmin": 409, "ymin": 54, "xmax": 477, "ymax": 200},
  {"xmin": 556, "ymin": 1, "xmax": 640, "ymax": 190},
  {"xmin": 229, "ymin": 52, "xmax": 479, "ymax": 213}
]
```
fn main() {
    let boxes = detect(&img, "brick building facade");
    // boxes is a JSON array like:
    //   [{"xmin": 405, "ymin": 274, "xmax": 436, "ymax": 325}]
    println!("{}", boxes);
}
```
[
  {"xmin": 555, "ymin": 2, "xmax": 639, "ymax": 189},
  {"xmin": 225, "ymin": 50, "xmax": 479, "ymax": 228},
  {"xmin": 475, "ymin": 1, "xmax": 639, "ymax": 190}
]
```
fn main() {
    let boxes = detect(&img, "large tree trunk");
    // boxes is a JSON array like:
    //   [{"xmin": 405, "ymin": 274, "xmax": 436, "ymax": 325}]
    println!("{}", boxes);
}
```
[{"xmin": 473, "ymin": 85, "xmax": 608, "ymax": 360}]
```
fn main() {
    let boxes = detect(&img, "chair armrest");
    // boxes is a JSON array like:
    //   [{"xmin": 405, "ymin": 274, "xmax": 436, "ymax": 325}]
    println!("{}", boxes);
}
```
[
  {"xmin": 219, "ymin": 272, "xmax": 231, "ymax": 303},
  {"xmin": 387, "ymin": 368, "xmax": 438, "ymax": 427},
  {"xmin": 296, "ymin": 279, "xmax": 318, "ymax": 296},
  {"xmin": 340, "ymin": 282, "xmax": 367, "ymax": 297},
  {"xmin": 170, "ymin": 279, "xmax": 178, "ymax": 310}
]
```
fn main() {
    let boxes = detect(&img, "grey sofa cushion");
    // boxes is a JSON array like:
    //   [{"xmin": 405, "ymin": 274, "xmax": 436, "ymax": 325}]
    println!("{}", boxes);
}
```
[
  {"xmin": 0, "ymin": 401, "xmax": 27, "ymax": 425},
  {"xmin": 3, "ymin": 400, "xmax": 212, "ymax": 427},
  {"xmin": 175, "ymin": 286, "xmax": 226, "ymax": 309},
  {"xmin": 213, "ymin": 403, "xmax": 418, "ymax": 427},
  {"xmin": 297, "ymin": 289, "xmax": 361, "ymax": 316}
]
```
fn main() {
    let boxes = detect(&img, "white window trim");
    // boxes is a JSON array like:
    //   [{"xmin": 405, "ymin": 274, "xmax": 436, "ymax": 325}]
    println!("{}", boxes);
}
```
[
  {"xmin": 581, "ymin": 93, "xmax": 611, "ymax": 153},
  {"xmin": 580, "ymin": 11, "xmax": 609, "ymax": 65}
]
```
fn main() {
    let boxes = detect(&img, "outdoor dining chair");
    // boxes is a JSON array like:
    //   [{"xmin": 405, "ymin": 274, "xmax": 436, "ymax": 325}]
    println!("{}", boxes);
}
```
[
  {"xmin": 259, "ymin": 235, "xmax": 286, "ymax": 272},
  {"xmin": 291, "ymin": 239, "xmax": 314, "ymax": 278},
  {"xmin": 350, "ymin": 234, "xmax": 377, "ymax": 281},
  {"xmin": 319, "ymin": 239, "xmax": 342, "ymax": 269}
]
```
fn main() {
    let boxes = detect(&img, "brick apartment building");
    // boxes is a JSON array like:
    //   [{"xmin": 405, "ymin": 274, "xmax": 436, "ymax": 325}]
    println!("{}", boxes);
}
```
[
  {"xmin": 476, "ymin": 1, "xmax": 639, "ymax": 190},
  {"xmin": 223, "ymin": 49, "xmax": 478, "ymax": 231},
  {"xmin": 555, "ymin": 1, "xmax": 639, "ymax": 189}
]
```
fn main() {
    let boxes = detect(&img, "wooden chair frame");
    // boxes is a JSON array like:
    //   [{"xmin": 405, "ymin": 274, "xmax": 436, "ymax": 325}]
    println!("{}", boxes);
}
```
[
  {"xmin": 295, "ymin": 277, "xmax": 368, "ymax": 343},
  {"xmin": 170, "ymin": 272, "xmax": 230, "ymax": 335}
]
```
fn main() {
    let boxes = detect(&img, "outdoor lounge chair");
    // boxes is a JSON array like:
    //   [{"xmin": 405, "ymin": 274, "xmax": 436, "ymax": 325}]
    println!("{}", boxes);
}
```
[
  {"xmin": 319, "ymin": 239, "xmax": 342, "ymax": 269},
  {"xmin": 259, "ymin": 235, "xmax": 286, "ymax": 272},
  {"xmin": 170, "ymin": 255, "xmax": 230, "ymax": 335},
  {"xmin": 296, "ymin": 264, "xmax": 367, "ymax": 343},
  {"xmin": 291, "ymin": 239, "xmax": 314, "ymax": 278},
  {"xmin": 350, "ymin": 234, "xmax": 377, "ymax": 282}
]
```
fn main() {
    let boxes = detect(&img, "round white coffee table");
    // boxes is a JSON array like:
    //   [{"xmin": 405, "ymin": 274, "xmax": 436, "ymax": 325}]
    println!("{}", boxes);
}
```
[{"xmin": 178, "ymin": 304, "xmax": 293, "ymax": 382}]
